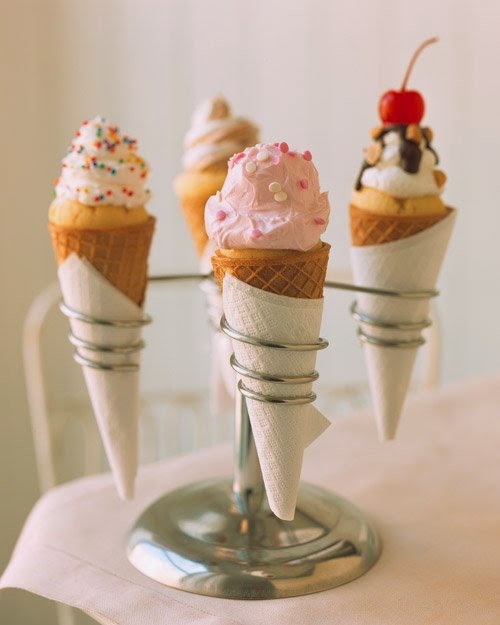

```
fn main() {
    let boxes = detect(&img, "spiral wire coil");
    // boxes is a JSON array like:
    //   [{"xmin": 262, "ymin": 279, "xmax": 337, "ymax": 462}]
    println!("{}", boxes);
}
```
[
  {"xmin": 59, "ymin": 273, "xmax": 439, "ymax": 372},
  {"xmin": 220, "ymin": 314, "xmax": 328, "ymax": 406},
  {"xmin": 59, "ymin": 301, "xmax": 152, "ymax": 372}
]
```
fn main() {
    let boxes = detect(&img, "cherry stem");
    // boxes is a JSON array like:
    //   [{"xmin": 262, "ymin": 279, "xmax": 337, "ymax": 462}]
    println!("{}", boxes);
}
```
[{"xmin": 400, "ymin": 36, "xmax": 438, "ymax": 91}]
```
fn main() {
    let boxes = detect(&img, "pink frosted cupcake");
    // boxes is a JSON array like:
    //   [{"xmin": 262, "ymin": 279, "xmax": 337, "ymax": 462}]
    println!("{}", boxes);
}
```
[{"xmin": 206, "ymin": 141, "xmax": 331, "ymax": 299}]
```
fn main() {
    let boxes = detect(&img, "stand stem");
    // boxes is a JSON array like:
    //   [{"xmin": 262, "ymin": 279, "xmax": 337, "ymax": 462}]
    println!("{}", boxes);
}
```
[{"xmin": 232, "ymin": 391, "xmax": 265, "ymax": 514}]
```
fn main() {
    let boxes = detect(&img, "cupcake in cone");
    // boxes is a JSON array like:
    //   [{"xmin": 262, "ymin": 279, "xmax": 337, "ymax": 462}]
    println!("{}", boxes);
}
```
[
  {"xmin": 174, "ymin": 96, "xmax": 259, "ymax": 259},
  {"xmin": 50, "ymin": 116, "xmax": 155, "ymax": 305},
  {"xmin": 49, "ymin": 116, "xmax": 155, "ymax": 499},
  {"xmin": 349, "ymin": 39, "xmax": 456, "ymax": 441},
  {"xmin": 175, "ymin": 97, "xmax": 259, "ymax": 417},
  {"xmin": 206, "ymin": 141, "xmax": 331, "ymax": 520}
]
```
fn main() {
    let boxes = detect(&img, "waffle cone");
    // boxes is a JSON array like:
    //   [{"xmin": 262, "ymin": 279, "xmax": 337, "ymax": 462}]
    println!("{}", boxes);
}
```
[
  {"xmin": 48, "ymin": 216, "xmax": 155, "ymax": 306},
  {"xmin": 174, "ymin": 165, "xmax": 228, "ymax": 258},
  {"xmin": 350, "ymin": 204, "xmax": 450, "ymax": 246},
  {"xmin": 212, "ymin": 243, "xmax": 330, "ymax": 299},
  {"xmin": 180, "ymin": 196, "xmax": 210, "ymax": 257}
]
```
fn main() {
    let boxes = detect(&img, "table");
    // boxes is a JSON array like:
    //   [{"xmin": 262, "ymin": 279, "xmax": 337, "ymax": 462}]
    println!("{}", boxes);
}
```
[{"xmin": 2, "ymin": 373, "xmax": 500, "ymax": 624}]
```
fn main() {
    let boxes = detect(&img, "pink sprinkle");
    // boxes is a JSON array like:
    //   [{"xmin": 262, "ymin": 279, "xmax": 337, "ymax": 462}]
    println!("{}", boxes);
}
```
[
  {"xmin": 216, "ymin": 210, "xmax": 227, "ymax": 221},
  {"xmin": 234, "ymin": 152, "xmax": 245, "ymax": 161},
  {"xmin": 314, "ymin": 218, "xmax": 326, "ymax": 225},
  {"xmin": 251, "ymin": 228, "xmax": 263, "ymax": 238},
  {"xmin": 303, "ymin": 150, "xmax": 312, "ymax": 161},
  {"xmin": 287, "ymin": 151, "xmax": 296, "ymax": 157},
  {"xmin": 299, "ymin": 179, "xmax": 309, "ymax": 189},
  {"xmin": 279, "ymin": 142, "xmax": 289, "ymax": 153}
]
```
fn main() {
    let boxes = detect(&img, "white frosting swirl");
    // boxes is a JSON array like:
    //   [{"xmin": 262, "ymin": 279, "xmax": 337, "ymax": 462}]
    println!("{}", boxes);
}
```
[
  {"xmin": 361, "ymin": 130, "xmax": 441, "ymax": 198},
  {"xmin": 54, "ymin": 116, "xmax": 151, "ymax": 208},
  {"xmin": 182, "ymin": 96, "xmax": 259, "ymax": 171}
]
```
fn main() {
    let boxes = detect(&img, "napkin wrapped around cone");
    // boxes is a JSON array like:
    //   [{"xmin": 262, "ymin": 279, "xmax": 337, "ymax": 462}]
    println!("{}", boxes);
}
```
[
  {"xmin": 350, "ymin": 120, "xmax": 455, "ymax": 440},
  {"xmin": 57, "ymin": 255, "xmax": 149, "ymax": 499},
  {"xmin": 222, "ymin": 273, "xmax": 330, "ymax": 520},
  {"xmin": 174, "ymin": 97, "xmax": 259, "ymax": 416},
  {"xmin": 199, "ymin": 241, "xmax": 235, "ymax": 417},
  {"xmin": 48, "ymin": 116, "xmax": 155, "ymax": 498},
  {"xmin": 206, "ymin": 141, "xmax": 332, "ymax": 519}
]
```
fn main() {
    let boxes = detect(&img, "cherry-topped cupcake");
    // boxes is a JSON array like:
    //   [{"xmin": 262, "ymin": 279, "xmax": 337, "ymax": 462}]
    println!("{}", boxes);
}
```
[
  {"xmin": 348, "ymin": 39, "xmax": 456, "ymax": 443},
  {"xmin": 351, "ymin": 38, "xmax": 449, "ymax": 241}
]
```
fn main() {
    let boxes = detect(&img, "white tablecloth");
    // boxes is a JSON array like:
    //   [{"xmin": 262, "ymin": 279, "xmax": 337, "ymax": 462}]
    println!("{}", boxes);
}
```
[{"xmin": 2, "ymin": 373, "xmax": 500, "ymax": 624}]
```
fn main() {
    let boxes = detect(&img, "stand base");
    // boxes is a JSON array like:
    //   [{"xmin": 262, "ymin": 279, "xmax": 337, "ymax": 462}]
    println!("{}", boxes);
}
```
[{"xmin": 127, "ymin": 479, "xmax": 381, "ymax": 599}]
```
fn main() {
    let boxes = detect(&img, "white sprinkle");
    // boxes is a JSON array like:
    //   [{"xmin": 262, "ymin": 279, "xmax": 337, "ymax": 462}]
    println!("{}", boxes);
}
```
[
  {"xmin": 268, "ymin": 181, "xmax": 281, "ymax": 193},
  {"xmin": 216, "ymin": 190, "xmax": 222, "ymax": 201},
  {"xmin": 245, "ymin": 161, "xmax": 257, "ymax": 173},
  {"xmin": 274, "ymin": 191, "xmax": 288, "ymax": 202},
  {"xmin": 256, "ymin": 150, "xmax": 270, "ymax": 162}
]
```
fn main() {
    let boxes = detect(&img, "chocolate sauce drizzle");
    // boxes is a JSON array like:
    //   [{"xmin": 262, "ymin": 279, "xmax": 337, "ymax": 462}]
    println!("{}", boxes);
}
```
[{"xmin": 354, "ymin": 124, "xmax": 439, "ymax": 191}]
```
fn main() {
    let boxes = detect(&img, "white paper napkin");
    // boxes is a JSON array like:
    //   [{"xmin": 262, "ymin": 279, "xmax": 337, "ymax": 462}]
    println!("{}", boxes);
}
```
[
  {"xmin": 199, "ymin": 241, "xmax": 235, "ymax": 417},
  {"xmin": 350, "ymin": 209, "xmax": 456, "ymax": 441},
  {"xmin": 58, "ymin": 254, "xmax": 146, "ymax": 499},
  {"xmin": 223, "ymin": 273, "xmax": 330, "ymax": 520}
]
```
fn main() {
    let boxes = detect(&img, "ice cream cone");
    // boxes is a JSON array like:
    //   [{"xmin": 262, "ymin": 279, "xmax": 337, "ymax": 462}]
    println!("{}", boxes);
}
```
[
  {"xmin": 49, "ymin": 217, "xmax": 155, "ymax": 307},
  {"xmin": 350, "ymin": 204, "xmax": 450, "ymax": 246},
  {"xmin": 175, "ymin": 96, "xmax": 259, "ymax": 258},
  {"xmin": 175, "ymin": 97, "xmax": 259, "ymax": 416},
  {"xmin": 49, "ymin": 116, "xmax": 155, "ymax": 500},
  {"xmin": 349, "ymin": 54, "xmax": 455, "ymax": 440},
  {"xmin": 212, "ymin": 242, "xmax": 330, "ymax": 299},
  {"xmin": 174, "ymin": 166, "xmax": 227, "ymax": 257},
  {"xmin": 58, "ymin": 254, "xmax": 145, "ymax": 500},
  {"xmin": 206, "ymin": 141, "xmax": 332, "ymax": 520},
  {"xmin": 222, "ymin": 273, "xmax": 330, "ymax": 520}
]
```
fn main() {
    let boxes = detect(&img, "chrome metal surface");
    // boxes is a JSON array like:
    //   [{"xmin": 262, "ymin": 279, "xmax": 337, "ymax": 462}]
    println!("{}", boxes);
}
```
[
  {"xmin": 230, "ymin": 354, "xmax": 319, "ymax": 384},
  {"xmin": 72, "ymin": 352, "xmax": 140, "ymax": 372},
  {"xmin": 127, "ymin": 479, "xmax": 381, "ymax": 600},
  {"xmin": 237, "ymin": 381, "xmax": 317, "ymax": 405},
  {"xmin": 325, "ymin": 280, "xmax": 438, "ymax": 299},
  {"xmin": 356, "ymin": 328, "xmax": 426, "ymax": 349},
  {"xmin": 220, "ymin": 315, "xmax": 329, "ymax": 351},
  {"xmin": 232, "ymin": 393, "xmax": 264, "ymax": 515},
  {"xmin": 148, "ymin": 271, "xmax": 213, "ymax": 283},
  {"xmin": 59, "ymin": 301, "xmax": 152, "ymax": 327},
  {"xmin": 221, "ymin": 316, "xmax": 324, "ymax": 406},
  {"xmin": 127, "ymin": 301, "xmax": 381, "ymax": 599},
  {"xmin": 69, "ymin": 271, "xmax": 437, "ymax": 599},
  {"xmin": 350, "ymin": 302, "xmax": 432, "ymax": 331},
  {"xmin": 59, "ymin": 300, "xmax": 151, "ymax": 371},
  {"xmin": 68, "ymin": 334, "xmax": 145, "ymax": 353},
  {"xmin": 148, "ymin": 272, "xmax": 439, "ymax": 299},
  {"xmin": 350, "ymin": 286, "xmax": 438, "ymax": 350}
]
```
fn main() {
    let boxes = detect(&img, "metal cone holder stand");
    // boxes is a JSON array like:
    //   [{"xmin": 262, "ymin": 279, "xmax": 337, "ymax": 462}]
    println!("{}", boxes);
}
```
[
  {"xmin": 59, "ymin": 272, "xmax": 438, "ymax": 600},
  {"xmin": 59, "ymin": 301, "xmax": 152, "ymax": 371}
]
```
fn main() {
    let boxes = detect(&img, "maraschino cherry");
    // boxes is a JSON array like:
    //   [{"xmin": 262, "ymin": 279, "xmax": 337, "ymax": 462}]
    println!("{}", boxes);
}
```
[{"xmin": 378, "ymin": 37, "xmax": 438, "ymax": 126}]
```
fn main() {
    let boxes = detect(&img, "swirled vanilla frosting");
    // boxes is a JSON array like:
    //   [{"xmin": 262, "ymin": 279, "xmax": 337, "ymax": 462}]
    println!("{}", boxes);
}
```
[
  {"xmin": 354, "ymin": 124, "xmax": 446, "ymax": 198},
  {"xmin": 183, "ymin": 96, "xmax": 259, "ymax": 171},
  {"xmin": 53, "ymin": 116, "xmax": 151, "ymax": 209}
]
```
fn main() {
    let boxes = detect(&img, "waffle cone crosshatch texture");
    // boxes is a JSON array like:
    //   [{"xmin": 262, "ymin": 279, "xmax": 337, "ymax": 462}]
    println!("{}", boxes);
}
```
[
  {"xmin": 49, "ymin": 216, "xmax": 156, "ymax": 306},
  {"xmin": 212, "ymin": 243, "xmax": 331, "ymax": 299},
  {"xmin": 349, "ymin": 205, "xmax": 450, "ymax": 246}
]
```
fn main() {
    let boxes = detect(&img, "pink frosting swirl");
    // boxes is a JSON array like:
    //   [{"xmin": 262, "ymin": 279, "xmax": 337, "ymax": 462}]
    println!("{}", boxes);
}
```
[{"xmin": 205, "ymin": 142, "xmax": 330, "ymax": 251}]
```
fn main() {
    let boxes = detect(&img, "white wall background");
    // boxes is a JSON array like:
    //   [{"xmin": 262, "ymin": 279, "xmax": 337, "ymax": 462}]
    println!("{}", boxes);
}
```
[{"xmin": 1, "ymin": 0, "xmax": 499, "ymax": 622}]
